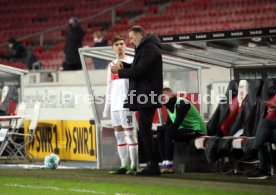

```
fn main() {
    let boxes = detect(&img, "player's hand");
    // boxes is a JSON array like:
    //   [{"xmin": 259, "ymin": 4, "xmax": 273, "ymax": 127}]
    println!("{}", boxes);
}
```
[
  {"xmin": 110, "ymin": 65, "xmax": 119, "ymax": 74},
  {"xmin": 116, "ymin": 61, "xmax": 123, "ymax": 69},
  {"xmin": 111, "ymin": 62, "xmax": 122, "ymax": 74}
]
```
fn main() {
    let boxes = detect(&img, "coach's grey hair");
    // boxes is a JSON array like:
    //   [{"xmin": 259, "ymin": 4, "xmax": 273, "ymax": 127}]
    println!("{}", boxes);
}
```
[{"xmin": 129, "ymin": 26, "xmax": 145, "ymax": 36}]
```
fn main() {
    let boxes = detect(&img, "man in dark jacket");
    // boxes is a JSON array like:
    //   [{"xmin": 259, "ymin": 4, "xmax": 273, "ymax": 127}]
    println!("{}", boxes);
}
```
[
  {"xmin": 111, "ymin": 26, "xmax": 163, "ymax": 176},
  {"xmin": 157, "ymin": 88, "xmax": 206, "ymax": 174},
  {"xmin": 62, "ymin": 17, "xmax": 85, "ymax": 71},
  {"xmin": 7, "ymin": 38, "xmax": 27, "ymax": 61}
]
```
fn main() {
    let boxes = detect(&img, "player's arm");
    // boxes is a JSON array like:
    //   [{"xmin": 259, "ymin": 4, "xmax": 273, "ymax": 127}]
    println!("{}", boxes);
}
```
[
  {"xmin": 157, "ymin": 115, "xmax": 173, "ymax": 132},
  {"xmin": 121, "ymin": 61, "xmax": 132, "ymax": 68},
  {"xmin": 173, "ymin": 100, "xmax": 191, "ymax": 129}
]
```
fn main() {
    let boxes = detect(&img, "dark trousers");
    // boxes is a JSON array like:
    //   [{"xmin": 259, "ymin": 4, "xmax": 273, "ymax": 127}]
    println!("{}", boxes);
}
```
[
  {"xmin": 253, "ymin": 119, "xmax": 276, "ymax": 149},
  {"xmin": 157, "ymin": 126, "xmax": 203, "ymax": 161},
  {"xmin": 138, "ymin": 108, "xmax": 157, "ymax": 163},
  {"xmin": 253, "ymin": 119, "xmax": 276, "ymax": 170}
]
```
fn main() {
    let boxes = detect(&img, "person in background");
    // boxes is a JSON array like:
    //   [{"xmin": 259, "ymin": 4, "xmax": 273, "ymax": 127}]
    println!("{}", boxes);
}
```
[
  {"xmin": 111, "ymin": 26, "xmax": 163, "ymax": 176},
  {"xmin": 24, "ymin": 45, "xmax": 38, "ymax": 70},
  {"xmin": 62, "ymin": 17, "xmax": 85, "ymax": 71},
  {"xmin": 246, "ymin": 100, "xmax": 276, "ymax": 179},
  {"xmin": 47, "ymin": 73, "xmax": 54, "ymax": 82},
  {"xmin": 6, "ymin": 38, "xmax": 27, "ymax": 62},
  {"xmin": 92, "ymin": 29, "xmax": 108, "ymax": 69},
  {"xmin": 93, "ymin": 30, "xmax": 108, "ymax": 47},
  {"xmin": 157, "ymin": 87, "xmax": 206, "ymax": 174},
  {"xmin": 103, "ymin": 35, "xmax": 138, "ymax": 175}
]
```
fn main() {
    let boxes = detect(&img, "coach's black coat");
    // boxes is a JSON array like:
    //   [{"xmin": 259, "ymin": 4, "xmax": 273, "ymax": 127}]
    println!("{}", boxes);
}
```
[{"xmin": 118, "ymin": 34, "xmax": 163, "ymax": 111}]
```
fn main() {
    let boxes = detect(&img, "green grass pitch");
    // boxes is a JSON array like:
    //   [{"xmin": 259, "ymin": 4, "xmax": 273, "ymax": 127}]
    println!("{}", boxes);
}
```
[{"xmin": 0, "ymin": 168, "xmax": 276, "ymax": 195}]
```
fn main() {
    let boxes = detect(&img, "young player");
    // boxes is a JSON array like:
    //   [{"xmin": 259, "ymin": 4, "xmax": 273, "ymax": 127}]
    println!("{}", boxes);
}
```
[{"xmin": 103, "ymin": 35, "xmax": 138, "ymax": 175}]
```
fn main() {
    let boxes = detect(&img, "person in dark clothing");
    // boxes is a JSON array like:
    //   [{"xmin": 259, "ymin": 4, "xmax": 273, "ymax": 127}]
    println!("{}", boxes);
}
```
[
  {"xmin": 7, "ymin": 38, "xmax": 27, "ymax": 61},
  {"xmin": 246, "ymin": 119, "xmax": 276, "ymax": 179},
  {"xmin": 24, "ymin": 46, "xmax": 38, "ymax": 70},
  {"xmin": 62, "ymin": 17, "xmax": 85, "ymax": 71},
  {"xmin": 157, "ymin": 87, "xmax": 206, "ymax": 174},
  {"xmin": 247, "ymin": 99, "xmax": 276, "ymax": 179},
  {"xmin": 92, "ymin": 30, "xmax": 108, "ymax": 69},
  {"xmin": 111, "ymin": 26, "xmax": 163, "ymax": 176},
  {"xmin": 93, "ymin": 30, "xmax": 108, "ymax": 47}
]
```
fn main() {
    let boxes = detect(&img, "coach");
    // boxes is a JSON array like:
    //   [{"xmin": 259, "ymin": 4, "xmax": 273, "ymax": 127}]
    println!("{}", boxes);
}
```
[{"xmin": 111, "ymin": 26, "xmax": 163, "ymax": 176}]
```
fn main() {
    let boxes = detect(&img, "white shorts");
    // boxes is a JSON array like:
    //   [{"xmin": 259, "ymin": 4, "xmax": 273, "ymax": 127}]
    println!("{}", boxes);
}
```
[{"xmin": 111, "ymin": 110, "xmax": 133, "ymax": 128}]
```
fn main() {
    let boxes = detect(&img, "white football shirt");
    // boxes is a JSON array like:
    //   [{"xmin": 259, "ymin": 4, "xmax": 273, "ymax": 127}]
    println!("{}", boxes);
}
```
[{"xmin": 103, "ymin": 56, "xmax": 133, "ymax": 115}]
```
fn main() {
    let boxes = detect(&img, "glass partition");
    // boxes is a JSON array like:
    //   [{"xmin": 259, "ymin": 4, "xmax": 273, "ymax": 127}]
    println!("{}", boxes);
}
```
[
  {"xmin": 84, "ymin": 55, "xmax": 110, "ymax": 70},
  {"xmin": 0, "ymin": 71, "xmax": 21, "ymax": 115},
  {"xmin": 80, "ymin": 48, "xmax": 116, "ymax": 169},
  {"xmin": 163, "ymin": 66, "xmax": 199, "ymax": 93}
]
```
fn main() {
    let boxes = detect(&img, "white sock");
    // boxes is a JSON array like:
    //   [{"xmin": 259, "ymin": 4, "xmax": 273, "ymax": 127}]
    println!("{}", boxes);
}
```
[
  {"xmin": 114, "ymin": 131, "xmax": 129, "ymax": 167},
  {"xmin": 125, "ymin": 130, "xmax": 138, "ymax": 169}
]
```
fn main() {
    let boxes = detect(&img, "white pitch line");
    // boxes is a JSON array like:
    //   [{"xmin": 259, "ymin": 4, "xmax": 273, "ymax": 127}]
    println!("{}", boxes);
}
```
[
  {"xmin": 4, "ymin": 184, "xmax": 106, "ymax": 194},
  {"xmin": 4, "ymin": 184, "xmax": 62, "ymax": 191},
  {"xmin": 115, "ymin": 193, "xmax": 136, "ymax": 195},
  {"xmin": 70, "ymin": 188, "xmax": 107, "ymax": 194},
  {"xmin": 4, "ymin": 184, "xmax": 136, "ymax": 195}
]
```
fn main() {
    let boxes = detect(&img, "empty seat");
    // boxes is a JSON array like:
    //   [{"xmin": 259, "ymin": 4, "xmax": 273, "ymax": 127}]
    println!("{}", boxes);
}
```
[{"xmin": 195, "ymin": 80, "xmax": 239, "ymax": 150}]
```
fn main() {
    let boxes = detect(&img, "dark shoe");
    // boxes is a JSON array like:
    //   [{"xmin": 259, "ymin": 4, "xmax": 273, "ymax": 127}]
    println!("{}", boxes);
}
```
[
  {"xmin": 109, "ymin": 167, "xmax": 128, "ymax": 174},
  {"xmin": 246, "ymin": 169, "xmax": 269, "ymax": 179},
  {"xmin": 135, "ymin": 166, "xmax": 161, "ymax": 176},
  {"xmin": 135, "ymin": 161, "xmax": 160, "ymax": 176},
  {"xmin": 238, "ymin": 152, "xmax": 258, "ymax": 164}
]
